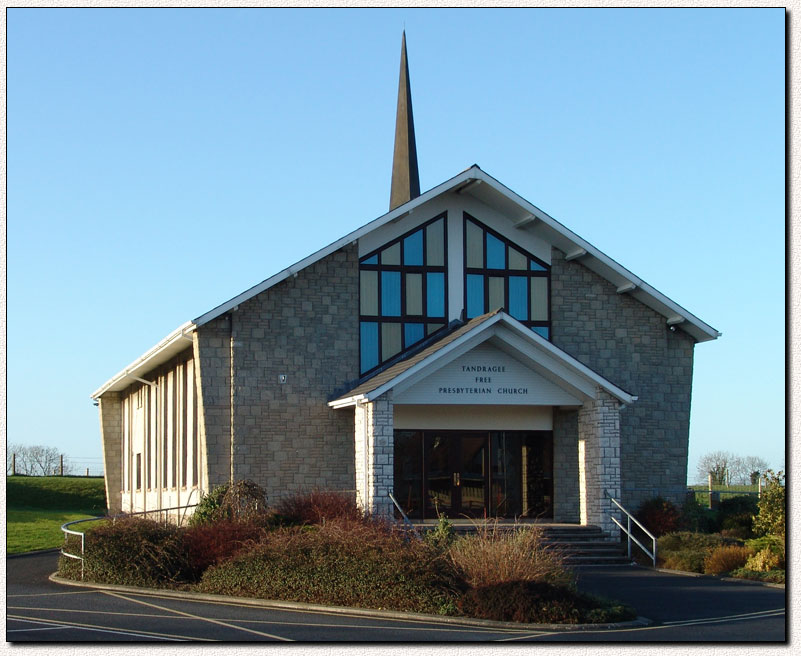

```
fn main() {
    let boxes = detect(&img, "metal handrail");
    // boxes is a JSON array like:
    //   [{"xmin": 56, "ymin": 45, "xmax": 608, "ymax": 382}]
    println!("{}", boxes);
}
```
[
  {"xmin": 60, "ymin": 503, "xmax": 199, "ymax": 580},
  {"xmin": 605, "ymin": 492, "xmax": 657, "ymax": 567},
  {"xmin": 387, "ymin": 491, "xmax": 419, "ymax": 536}
]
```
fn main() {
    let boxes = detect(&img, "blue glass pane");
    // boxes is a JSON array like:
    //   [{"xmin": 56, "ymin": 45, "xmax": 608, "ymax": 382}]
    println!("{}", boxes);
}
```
[
  {"xmin": 467, "ymin": 274, "xmax": 484, "ymax": 318},
  {"xmin": 530, "ymin": 260, "xmax": 547, "ymax": 272},
  {"xmin": 381, "ymin": 271, "xmax": 401, "ymax": 316},
  {"xmin": 531, "ymin": 326, "xmax": 550, "ymax": 339},
  {"xmin": 361, "ymin": 254, "xmax": 378, "ymax": 265},
  {"xmin": 426, "ymin": 272, "xmax": 445, "ymax": 317},
  {"xmin": 404, "ymin": 323, "xmax": 425, "ymax": 347},
  {"xmin": 486, "ymin": 233, "xmax": 506, "ymax": 269},
  {"xmin": 509, "ymin": 276, "xmax": 528, "ymax": 320},
  {"xmin": 360, "ymin": 322, "xmax": 379, "ymax": 372},
  {"xmin": 403, "ymin": 230, "xmax": 424, "ymax": 266}
]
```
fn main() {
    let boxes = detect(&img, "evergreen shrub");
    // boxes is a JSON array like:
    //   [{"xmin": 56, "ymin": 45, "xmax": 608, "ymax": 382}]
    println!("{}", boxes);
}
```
[{"xmin": 58, "ymin": 517, "xmax": 189, "ymax": 587}]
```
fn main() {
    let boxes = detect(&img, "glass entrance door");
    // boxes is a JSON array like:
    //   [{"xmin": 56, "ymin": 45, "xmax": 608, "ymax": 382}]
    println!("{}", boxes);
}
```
[
  {"xmin": 395, "ymin": 429, "xmax": 553, "ymax": 520},
  {"xmin": 423, "ymin": 433, "xmax": 488, "ymax": 518}
]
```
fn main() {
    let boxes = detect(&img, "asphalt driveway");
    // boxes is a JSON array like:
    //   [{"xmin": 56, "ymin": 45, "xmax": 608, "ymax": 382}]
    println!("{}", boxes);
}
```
[{"xmin": 6, "ymin": 552, "xmax": 786, "ymax": 642}]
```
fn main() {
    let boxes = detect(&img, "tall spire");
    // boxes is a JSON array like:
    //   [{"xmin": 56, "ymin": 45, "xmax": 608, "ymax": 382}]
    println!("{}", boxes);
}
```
[{"xmin": 389, "ymin": 31, "xmax": 420, "ymax": 211}]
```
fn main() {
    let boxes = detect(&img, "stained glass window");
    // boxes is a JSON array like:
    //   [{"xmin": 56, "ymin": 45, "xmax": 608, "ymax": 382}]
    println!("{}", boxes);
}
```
[
  {"xmin": 358, "ymin": 214, "xmax": 448, "ymax": 374},
  {"xmin": 463, "ymin": 214, "xmax": 550, "ymax": 338}
]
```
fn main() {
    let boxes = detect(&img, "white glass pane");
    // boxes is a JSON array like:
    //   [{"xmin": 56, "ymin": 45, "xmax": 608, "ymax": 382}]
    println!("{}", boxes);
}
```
[
  {"xmin": 488, "ymin": 276, "xmax": 504, "ymax": 311},
  {"xmin": 406, "ymin": 273, "xmax": 423, "ymax": 315},
  {"xmin": 466, "ymin": 220, "xmax": 483, "ymax": 268},
  {"xmin": 426, "ymin": 219, "xmax": 445, "ymax": 266},
  {"xmin": 530, "ymin": 277, "xmax": 548, "ymax": 321},
  {"xmin": 381, "ymin": 242, "xmax": 401, "ymax": 265},
  {"xmin": 382, "ymin": 323, "xmax": 402, "ymax": 359},
  {"xmin": 509, "ymin": 247, "xmax": 527, "ymax": 270},
  {"xmin": 360, "ymin": 270, "xmax": 378, "ymax": 315}
]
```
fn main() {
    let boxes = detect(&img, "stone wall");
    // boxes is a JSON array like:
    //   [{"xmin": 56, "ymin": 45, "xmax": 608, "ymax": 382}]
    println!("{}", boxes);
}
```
[
  {"xmin": 99, "ymin": 392, "xmax": 123, "ymax": 513},
  {"xmin": 550, "ymin": 248, "xmax": 696, "ymax": 511},
  {"xmin": 553, "ymin": 408, "xmax": 579, "ymax": 522},
  {"xmin": 354, "ymin": 392, "xmax": 395, "ymax": 517},
  {"xmin": 193, "ymin": 317, "xmax": 234, "ymax": 490},
  {"xmin": 200, "ymin": 244, "xmax": 360, "ymax": 502},
  {"xmin": 577, "ymin": 389, "xmax": 621, "ymax": 537}
]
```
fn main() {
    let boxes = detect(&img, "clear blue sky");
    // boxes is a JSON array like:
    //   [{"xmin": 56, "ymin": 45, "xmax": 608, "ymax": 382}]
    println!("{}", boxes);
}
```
[{"xmin": 7, "ymin": 8, "xmax": 785, "ymax": 480}]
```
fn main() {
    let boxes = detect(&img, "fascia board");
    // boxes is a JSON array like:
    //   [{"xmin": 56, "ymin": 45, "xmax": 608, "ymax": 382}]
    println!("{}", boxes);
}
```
[
  {"xmin": 194, "ymin": 167, "xmax": 481, "ymax": 328},
  {"xmin": 91, "ymin": 321, "xmax": 196, "ymax": 399},
  {"xmin": 493, "ymin": 314, "xmax": 637, "ymax": 405},
  {"xmin": 327, "ymin": 394, "xmax": 367, "ymax": 409},
  {"xmin": 469, "ymin": 170, "xmax": 720, "ymax": 343}
]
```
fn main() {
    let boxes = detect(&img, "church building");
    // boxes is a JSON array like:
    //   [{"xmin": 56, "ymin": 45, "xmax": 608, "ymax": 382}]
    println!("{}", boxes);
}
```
[{"xmin": 91, "ymin": 34, "xmax": 719, "ymax": 536}]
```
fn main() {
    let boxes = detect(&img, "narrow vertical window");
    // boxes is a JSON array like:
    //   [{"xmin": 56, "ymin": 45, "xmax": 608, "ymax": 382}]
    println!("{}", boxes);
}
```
[
  {"xmin": 508, "ymin": 276, "xmax": 528, "ymax": 320},
  {"xmin": 381, "ymin": 271, "xmax": 401, "ymax": 316},
  {"xmin": 403, "ymin": 229, "xmax": 423, "ymax": 265},
  {"xmin": 426, "ymin": 219, "xmax": 445, "ymax": 266},
  {"xmin": 360, "ymin": 271, "xmax": 378, "ymax": 315},
  {"xmin": 182, "ymin": 362, "xmax": 188, "ymax": 487},
  {"xmin": 466, "ymin": 274, "xmax": 484, "ymax": 318},
  {"xmin": 426, "ymin": 272, "xmax": 445, "ymax": 317},
  {"xmin": 136, "ymin": 453, "xmax": 142, "ymax": 491},
  {"xmin": 360, "ymin": 322, "xmax": 379, "ymax": 372}
]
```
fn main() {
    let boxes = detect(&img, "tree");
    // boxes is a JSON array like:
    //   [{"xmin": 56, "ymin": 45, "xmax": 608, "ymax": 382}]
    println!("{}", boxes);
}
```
[
  {"xmin": 753, "ymin": 470, "xmax": 785, "ymax": 538},
  {"xmin": 739, "ymin": 456, "xmax": 769, "ymax": 485},
  {"xmin": 7, "ymin": 443, "xmax": 73, "ymax": 476},
  {"xmin": 696, "ymin": 452, "xmax": 770, "ymax": 485},
  {"xmin": 696, "ymin": 450, "xmax": 734, "ymax": 485}
]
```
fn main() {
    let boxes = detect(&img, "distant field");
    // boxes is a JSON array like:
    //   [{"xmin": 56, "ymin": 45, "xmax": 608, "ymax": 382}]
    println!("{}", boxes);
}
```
[
  {"xmin": 689, "ymin": 483, "xmax": 759, "ymax": 506},
  {"xmin": 7, "ymin": 476, "xmax": 107, "ymax": 554}
]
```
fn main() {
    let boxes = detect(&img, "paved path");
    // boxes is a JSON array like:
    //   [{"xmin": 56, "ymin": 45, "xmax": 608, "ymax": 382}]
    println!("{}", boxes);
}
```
[{"xmin": 6, "ymin": 553, "xmax": 785, "ymax": 642}]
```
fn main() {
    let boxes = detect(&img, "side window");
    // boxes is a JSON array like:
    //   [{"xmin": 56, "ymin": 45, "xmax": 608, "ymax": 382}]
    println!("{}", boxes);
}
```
[
  {"xmin": 463, "ymin": 214, "xmax": 550, "ymax": 339},
  {"xmin": 359, "ymin": 214, "xmax": 448, "ymax": 374}
]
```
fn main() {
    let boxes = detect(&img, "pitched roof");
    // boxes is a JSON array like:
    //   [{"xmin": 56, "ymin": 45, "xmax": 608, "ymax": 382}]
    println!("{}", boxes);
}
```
[
  {"xmin": 329, "ymin": 310, "xmax": 637, "ymax": 408},
  {"xmin": 92, "ymin": 164, "xmax": 719, "ymax": 398}
]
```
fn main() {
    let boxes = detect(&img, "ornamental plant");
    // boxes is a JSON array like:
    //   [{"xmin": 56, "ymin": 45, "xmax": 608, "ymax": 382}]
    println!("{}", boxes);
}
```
[{"xmin": 753, "ymin": 470, "xmax": 785, "ymax": 539}]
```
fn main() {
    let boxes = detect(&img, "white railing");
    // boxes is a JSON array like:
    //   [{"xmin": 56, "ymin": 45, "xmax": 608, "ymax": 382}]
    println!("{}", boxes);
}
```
[
  {"xmin": 605, "ymin": 492, "xmax": 657, "ymax": 568},
  {"xmin": 60, "ymin": 504, "xmax": 198, "ymax": 580},
  {"xmin": 387, "ymin": 491, "xmax": 419, "ymax": 537}
]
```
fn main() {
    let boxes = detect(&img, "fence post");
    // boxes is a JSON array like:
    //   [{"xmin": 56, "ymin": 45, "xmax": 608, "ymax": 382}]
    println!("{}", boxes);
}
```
[
  {"xmin": 60, "ymin": 454, "xmax": 64, "ymax": 477},
  {"xmin": 86, "ymin": 468, "xmax": 89, "ymax": 477},
  {"xmin": 11, "ymin": 453, "xmax": 15, "ymax": 476},
  {"xmin": 708, "ymin": 473, "xmax": 713, "ymax": 508}
]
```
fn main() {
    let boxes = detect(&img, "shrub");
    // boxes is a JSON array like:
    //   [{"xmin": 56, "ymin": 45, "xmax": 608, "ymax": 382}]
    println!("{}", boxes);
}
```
[
  {"xmin": 182, "ymin": 520, "xmax": 267, "ymax": 579},
  {"xmin": 703, "ymin": 545, "xmax": 753, "ymax": 575},
  {"xmin": 273, "ymin": 489, "xmax": 362, "ymax": 526},
  {"xmin": 58, "ymin": 517, "xmax": 189, "ymax": 586},
  {"xmin": 423, "ymin": 514, "xmax": 456, "ymax": 553},
  {"xmin": 447, "ymin": 522, "xmax": 574, "ymax": 589},
  {"xmin": 635, "ymin": 497, "xmax": 681, "ymax": 537},
  {"xmin": 188, "ymin": 484, "xmax": 229, "ymax": 527},
  {"xmin": 753, "ymin": 470, "xmax": 785, "ymax": 538},
  {"xmin": 679, "ymin": 497, "xmax": 716, "ymax": 533},
  {"xmin": 657, "ymin": 532, "xmax": 740, "ymax": 573},
  {"xmin": 746, "ymin": 535, "xmax": 785, "ymax": 562},
  {"xmin": 218, "ymin": 480, "xmax": 269, "ymax": 523},
  {"xmin": 744, "ymin": 548, "xmax": 782, "ymax": 573},
  {"xmin": 197, "ymin": 517, "xmax": 462, "ymax": 615},
  {"xmin": 716, "ymin": 495, "xmax": 758, "ymax": 538},
  {"xmin": 729, "ymin": 567, "xmax": 785, "ymax": 584},
  {"xmin": 456, "ymin": 580, "xmax": 636, "ymax": 625}
]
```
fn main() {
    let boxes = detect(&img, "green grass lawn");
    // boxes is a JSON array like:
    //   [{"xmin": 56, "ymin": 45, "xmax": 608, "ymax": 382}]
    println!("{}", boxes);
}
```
[
  {"xmin": 7, "ymin": 476, "xmax": 107, "ymax": 554},
  {"xmin": 688, "ymin": 483, "xmax": 759, "ymax": 506}
]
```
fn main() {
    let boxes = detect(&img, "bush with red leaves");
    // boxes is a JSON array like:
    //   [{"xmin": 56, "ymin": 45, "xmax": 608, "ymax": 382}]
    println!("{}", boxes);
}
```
[
  {"xmin": 635, "ymin": 497, "xmax": 682, "ymax": 537},
  {"xmin": 182, "ymin": 520, "xmax": 266, "ymax": 579},
  {"xmin": 273, "ymin": 490, "xmax": 363, "ymax": 526}
]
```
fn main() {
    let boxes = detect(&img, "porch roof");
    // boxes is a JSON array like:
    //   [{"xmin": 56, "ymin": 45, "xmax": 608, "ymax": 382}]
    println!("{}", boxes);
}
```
[{"xmin": 328, "ymin": 311, "xmax": 637, "ymax": 408}]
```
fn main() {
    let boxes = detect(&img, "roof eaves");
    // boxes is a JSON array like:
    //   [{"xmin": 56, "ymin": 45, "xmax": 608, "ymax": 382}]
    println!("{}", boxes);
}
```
[
  {"xmin": 469, "ymin": 169, "xmax": 721, "ymax": 342},
  {"xmin": 90, "ymin": 321, "xmax": 196, "ymax": 399},
  {"xmin": 193, "ymin": 166, "xmax": 482, "ymax": 328}
]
